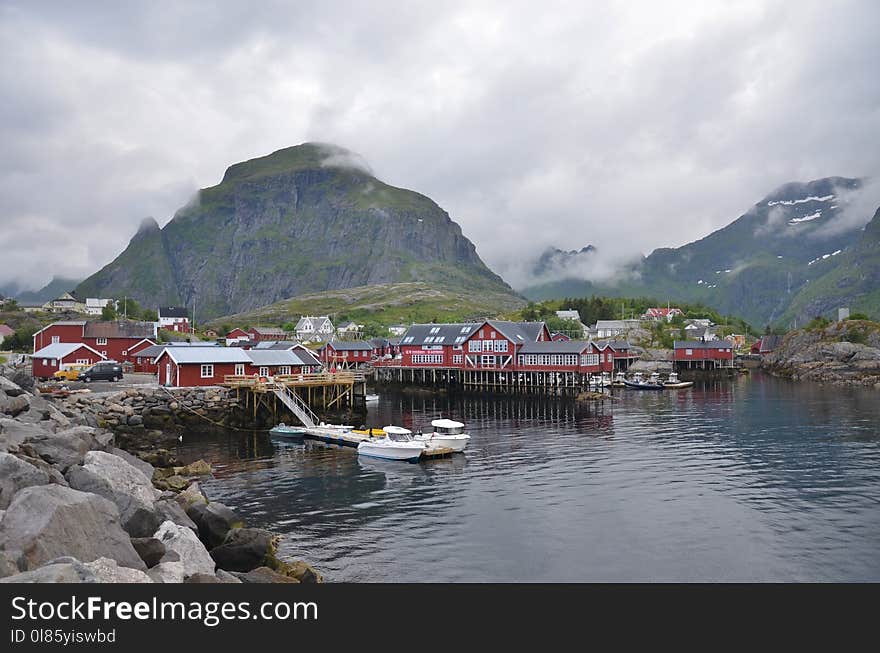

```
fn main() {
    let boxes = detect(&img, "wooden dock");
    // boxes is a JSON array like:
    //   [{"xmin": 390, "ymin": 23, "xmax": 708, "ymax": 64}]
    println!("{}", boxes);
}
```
[
  {"xmin": 271, "ymin": 427, "xmax": 456, "ymax": 459},
  {"xmin": 222, "ymin": 371, "xmax": 369, "ymax": 419}
]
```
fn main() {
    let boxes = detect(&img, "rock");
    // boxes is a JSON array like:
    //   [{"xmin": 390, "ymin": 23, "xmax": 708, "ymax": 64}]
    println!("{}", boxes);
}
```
[
  {"xmin": 210, "ymin": 528, "xmax": 276, "ymax": 572},
  {"xmin": 173, "ymin": 459, "xmax": 212, "ymax": 476},
  {"xmin": 131, "ymin": 537, "xmax": 166, "ymax": 568},
  {"xmin": 25, "ymin": 427, "xmax": 96, "ymax": 471},
  {"xmin": 7, "ymin": 370, "xmax": 34, "ymax": 393},
  {"xmin": 155, "ymin": 474, "xmax": 190, "ymax": 492},
  {"xmin": 0, "ymin": 418, "xmax": 43, "ymax": 452},
  {"xmin": 154, "ymin": 521, "xmax": 215, "ymax": 578},
  {"xmin": 108, "ymin": 447, "xmax": 155, "ymax": 482},
  {"xmin": 188, "ymin": 502, "xmax": 244, "ymax": 549},
  {"xmin": 0, "ymin": 560, "xmax": 97, "ymax": 584},
  {"xmin": 128, "ymin": 415, "xmax": 143, "ymax": 426},
  {"xmin": 83, "ymin": 557, "xmax": 153, "ymax": 583},
  {"xmin": 215, "ymin": 569, "xmax": 242, "ymax": 583},
  {"xmin": 0, "ymin": 376, "xmax": 25, "ymax": 397},
  {"xmin": 280, "ymin": 560, "xmax": 324, "ymax": 584},
  {"xmin": 0, "ymin": 394, "xmax": 29, "ymax": 417},
  {"xmin": 0, "ymin": 485, "xmax": 146, "ymax": 571},
  {"xmin": 231, "ymin": 566, "xmax": 300, "ymax": 584},
  {"xmin": 15, "ymin": 454, "xmax": 67, "ymax": 486},
  {"xmin": 176, "ymin": 481, "xmax": 208, "ymax": 508},
  {"xmin": 0, "ymin": 550, "xmax": 21, "ymax": 578},
  {"xmin": 0, "ymin": 453, "xmax": 50, "ymax": 509},
  {"xmin": 147, "ymin": 560, "xmax": 186, "ymax": 583},
  {"xmin": 66, "ymin": 451, "xmax": 160, "ymax": 538},
  {"xmin": 184, "ymin": 572, "xmax": 224, "ymax": 583},
  {"xmin": 155, "ymin": 498, "xmax": 198, "ymax": 532}
]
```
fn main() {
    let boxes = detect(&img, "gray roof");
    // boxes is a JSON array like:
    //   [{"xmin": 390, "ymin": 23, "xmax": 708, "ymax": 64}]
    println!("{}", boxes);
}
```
[
  {"xmin": 159, "ymin": 306, "xmax": 189, "ymax": 318},
  {"xmin": 158, "ymin": 348, "xmax": 251, "ymax": 364},
  {"xmin": 250, "ymin": 327, "xmax": 286, "ymax": 335},
  {"xmin": 518, "ymin": 341, "xmax": 594, "ymax": 354},
  {"xmin": 674, "ymin": 340, "xmax": 733, "ymax": 349},
  {"xmin": 324, "ymin": 340, "xmax": 372, "ymax": 351},
  {"xmin": 33, "ymin": 342, "xmax": 102, "ymax": 359},
  {"xmin": 253, "ymin": 340, "xmax": 299, "ymax": 350},
  {"xmin": 399, "ymin": 323, "xmax": 480, "ymax": 346},
  {"xmin": 485, "ymin": 320, "xmax": 547, "ymax": 343},
  {"xmin": 244, "ymin": 350, "xmax": 306, "ymax": 366},
  {"xmin": 295, "ymin": 316, "xmax": 332, "ymax": 331}
]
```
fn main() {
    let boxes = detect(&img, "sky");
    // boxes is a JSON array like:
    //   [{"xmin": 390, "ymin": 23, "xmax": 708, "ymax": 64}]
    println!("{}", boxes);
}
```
[{"xmin": 1, "ymin": 0, "xmax": 879, "ymax": 293}]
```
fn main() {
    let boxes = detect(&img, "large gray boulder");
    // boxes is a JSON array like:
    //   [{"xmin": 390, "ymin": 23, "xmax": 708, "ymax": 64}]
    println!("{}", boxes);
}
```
[
  {"xmin": 147, "ymin": 560, "xmax": 186, "ymax": 584},
  {"xmin": 0, "ymin": 394, "xmax": 29, "ymax": 418},
  {"xmin": 108, "ymin": 447, "xmax": 155, "ymax": 482},
  {"xmin": 66, "ymin": 451, "xmax": 160, "ymax": 537},
  {"xmin": 130, "ymin": 537, "xmax": 166, "ymax": 568},
  {"xmin": 209, "ymin": 528, "xmax": 276, "ymax": 572},
  {"xmin": 154, "ymin": 520, "xmax": 215, "ymax": 578},
  {"xmin": 83, "ymin": 557, "xmax": 153, "ymax": 583},
  {"xmin": 0, "ymin": 376, "xmax": 25, "ymax": 397},
  {"xmin": 155, "ymin": 498, "xmax": 198, "ymax": 532},
  {"xmin": 0, "ymin": 453, "xmax": 50, "ymax": 509},
  {"xmin": 0, "ymin": 485, "xmax": 145, "ymax": 571},
  {"xmin": 23, "ymin": 427, "xmax": 95, "ymax": 471},
  {"xmin": 187, "ymin": 502, "xmax": 244, "ymax": 549},
  {"xmin": 0, "ymin": 418, "xmax": 44, "ymax": 453},
  {"xmin": 0, "ymin": 558, "xmax": 97, "ymax": 583}
]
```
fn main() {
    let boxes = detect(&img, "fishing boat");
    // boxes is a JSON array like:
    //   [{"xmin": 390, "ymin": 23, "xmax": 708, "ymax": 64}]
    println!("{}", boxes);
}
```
[
  {"xmin": 414, "ymin": 419, "xmax": 471, "ymax": 452},
  {"xmin": 663, "ymin": 372, "xmax": 694, "ymax": 389},
  {"xmin": 357, "ymin": 426, "xmax": 426, "ymax": 462},
  {"xmin": 622, "ymin": 371, "xmax": 664, "ymax": 390},
  {"xmin": 269, "ymin": 423, "xmax": 306, "ymax": 438}
]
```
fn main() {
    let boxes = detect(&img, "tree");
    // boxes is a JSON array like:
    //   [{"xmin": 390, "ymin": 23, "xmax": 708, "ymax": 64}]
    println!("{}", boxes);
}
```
[
  {"xmin": 117, "ymin": 298, "xmax": 142, "ymax": 319},
  {"xmin": 141, "ymin": 309, "xmax": 158, "ymax": 322},
  {"xmin": 101, "ymin": 304, "xmax": 118, "ymax": 320}
]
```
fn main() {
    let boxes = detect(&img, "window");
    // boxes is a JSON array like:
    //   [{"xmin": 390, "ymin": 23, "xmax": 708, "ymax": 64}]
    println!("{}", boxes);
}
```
[
  {"xmin": 483, "ymin": 340, "xmax": 493, "ymax": 351},
  {"xmin": 51, "ymin": 359, "xmax": 57, "ymax": 366},
  {"xmin": 402, "ymin": 336, "xmax": 414, "ymax": 344},
  {"xmin": 468, "ymin": 340, "xmax": 481, "ymax": 352},
  {"xmin": 494, "ymin": 340, "xmax": 508, "ymax": 352},
  {"xmin": 686, "ymin": 349, "xmax": 693, "ymax": 356},
  {"xmin": 411, "ymin": 354, "xmax": 443, "ymax": 364},
  {"xmin": 122, "ymin": 350, "xmax": 128, "ymax": 356},
  {"xmin": 51, "ymin": 336, "xmax": 60, "ymax": 344},
  {"xmin": 435, "ymin": 336, "xmax": 445, "ymax": 343},
  {"xmin": 490, "ymin": 331, "xmax": 496, "ymax": 338},
  {"xmin": 481, "ymin": 355, "xmax": 495, "ymax": 367},
  {"xmin": 425, "ymin": 337, "xmax": 434, "ymax": 343},
  {"xmin": 96, "ymin": 337, "xmax": 107, "ymax": 345},
  {"xmin": 581, "ymin": 354, "xmax": 599, "ymax": 366},
  {"xmin": 259, "ymin": 367, "xmax": 269, "ymax": 377},
  {"xmin": 234, "ymin": 364, "xmax": 245, "ymax": 376},
  {"xmin": 101, "ymin": 351, "xmax": 107, "ymax": 357},
  {"xmin": 43, "ymin": 359, "xmax": 49, "ymax": 366},
  {"xmin": 200, "ymin": 364, "xmax": 214, "ymax": 378},
  {"xmin": 479, "ymin": 329, "xmax": 484, "ymax": 338},
  {"xmin": 76, "ymin": 359, "xmax": 89, "ymax": 365},
  {"xmin": 429, "ymin": 327, "xmax": 440, "ymax": 334},
  {"xmin": 454, "ymin": 336, "xmax": 465, "ymax": 344},
  {"xmin": 460, "ymin": 326, "xmax": 470, "ymax": 334},
  {"xmin": 453, "ymin": 355, "xmax": 463, "ymax": 364},
  {"xmin": 279, "ymin": 366, "xmax": 291, "ymax": 375}
]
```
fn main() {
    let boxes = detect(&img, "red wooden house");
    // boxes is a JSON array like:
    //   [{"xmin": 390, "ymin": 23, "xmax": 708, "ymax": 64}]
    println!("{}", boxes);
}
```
[
  {"xmin": 32, "ymin": 320, "xmax": 155, "ymax": 366},
  {"xmin": 515, "ymin": 340, "xmax": 615, "ymax": 374},
  {"xmin": 248, "ymin": 327, "xmax": 287, "ymax": 343},
  {"xmin": 32, "ymin": 321, "xmax": 88, "ymax": 352},
  {"xmin": 750, "ymin": 335, "xmax": 782, "ymax": 355},
  {"xmin": 225, "ymin": 328, "xmax": 250, "ymax": 346},
  {"xmin": 673, "ymin": 340, "xmax": 734, "ymax": 368},
  {"xmin": 460, "ymin": 321, "xmax": 550, "ymax": 370},
  {"xmin": 243, "ymin": 349, "xmax": 319, "ymax": 376},
  {"xmin": 318, "ymin": 341, "xmax": 373, "ymax": 368},
  {"xmin": 32, "ymin": 342, "xmax": 105, "ymax": 380},
  {"xmin": 155, "ymin": 347, "xmax": 252, "ymax": 387}
]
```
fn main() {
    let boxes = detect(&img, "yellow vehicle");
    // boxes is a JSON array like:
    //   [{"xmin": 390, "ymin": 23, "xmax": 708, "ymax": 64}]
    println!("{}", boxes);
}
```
[{"xmin": 53, "ymin": 364, "xmax": 89, "ymax": 381}]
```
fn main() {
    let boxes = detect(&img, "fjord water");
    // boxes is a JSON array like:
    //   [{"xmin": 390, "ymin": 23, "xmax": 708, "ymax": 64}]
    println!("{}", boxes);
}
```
[{"xmin": 179, "ymin": 373, "xmax": 880, "ymax": 582}]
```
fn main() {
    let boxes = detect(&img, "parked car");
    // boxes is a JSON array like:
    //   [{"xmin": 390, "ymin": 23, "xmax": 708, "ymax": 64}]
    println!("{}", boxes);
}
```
[
  {"xmin": 78, "ymin": 361, "xmax": 124, "ymax": 383},
  {"xmin": 53, "ymin": 364, "xmax": 89, "ymax": 381}
]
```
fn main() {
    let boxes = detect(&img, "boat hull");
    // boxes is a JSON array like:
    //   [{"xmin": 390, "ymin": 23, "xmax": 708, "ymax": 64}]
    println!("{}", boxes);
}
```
[
  {"xmin": 269, "ymin": 426, "xmax": 306, "ymax": 438},
  {"xmin": 415, "ymin": 434, "xmax": 470, "ymax": 452},
  {"xmin": 357, "ymin": 442, "xmax": 424, "ymax": 461},
  {"xmin": 622, "ymin": 380, "xmax": 665, "ymax": 390},
  {"xmin": 664, "ymin": 381, "xmax": 694, "ymax": 389}
]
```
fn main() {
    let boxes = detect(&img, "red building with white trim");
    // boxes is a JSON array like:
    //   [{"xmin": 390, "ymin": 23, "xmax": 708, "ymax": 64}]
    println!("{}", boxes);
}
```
[
  {"xmin": 32, "ymin": 320, "xmax": 156, "ymax": 366},
  {"xmin": 155, "ymin": 347, "xmax": 252, "ymax": 387},
  {"xmin": 318, "ymin": 341, "xmax": 373, "ymax": 368},
  {"xmin": 673, "ymin": 340, "xmax": 734, "ymax": 368},
  {"xmin": 248, "ymin": 327, "xmax": 287, "ymax": 343},
  {"xmin": 32, "ymin": 343, "xmax": 105, "ymax": 380}
]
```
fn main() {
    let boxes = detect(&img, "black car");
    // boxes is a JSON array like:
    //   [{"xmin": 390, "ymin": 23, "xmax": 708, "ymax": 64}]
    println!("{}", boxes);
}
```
[{"xmin": 78, "ymin": 361, "xmax": 124, "ymax": 383}]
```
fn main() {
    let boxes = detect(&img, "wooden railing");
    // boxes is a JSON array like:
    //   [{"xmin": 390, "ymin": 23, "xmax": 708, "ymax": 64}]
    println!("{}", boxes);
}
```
[{"xmin": 223, "ymin": 371, "xmax": 359, "ymax": 387}]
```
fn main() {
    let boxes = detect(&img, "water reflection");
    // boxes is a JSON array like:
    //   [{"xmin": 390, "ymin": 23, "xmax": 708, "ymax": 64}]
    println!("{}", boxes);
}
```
[{"xmin": 177, "ymin": 373, "xmax": 880, "ymax": 582}]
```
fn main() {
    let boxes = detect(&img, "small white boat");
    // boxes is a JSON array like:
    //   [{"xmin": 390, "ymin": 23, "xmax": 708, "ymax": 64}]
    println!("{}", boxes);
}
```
[
  {"xmin": 612, "ymin": 371, "xmax": 627, "ymax": 387},
  {"xmin": 269, "ymin": 423, "xmax": 305, "ymax": 438},
  {"xmin": 414, "ymin": 419, "xmax": 470, "ymax": 452},
  {"xmin": 357, "ymin": 425, "xmax": 426, "ymax": 461},
  {"xmin": 663, "ymin": 372, "xmax": 694, "ymax": 389},
  {"xmin": 365, "ymin": 393, "xmax": 379, "ymax": 402}
]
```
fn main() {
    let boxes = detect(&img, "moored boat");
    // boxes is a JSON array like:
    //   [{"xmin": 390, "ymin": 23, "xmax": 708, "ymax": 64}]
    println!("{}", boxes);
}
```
[
  {"xmin": 663, "ymin": 372, "xmax": 694, "ymax": 389},
  {"xmin": 414, "ymin": 418, "xmax": 471, "ymax": 452},
  {"xmin": 269, "ymin": 423, "xmax": 306, "ymax": 438},
  {"xmin": 622, "ymin": 371, "xmax": 664, "ymax": 390},
  {"xmin": 357, "ymin": 425, "xmax": 426, "ymax": 461}
]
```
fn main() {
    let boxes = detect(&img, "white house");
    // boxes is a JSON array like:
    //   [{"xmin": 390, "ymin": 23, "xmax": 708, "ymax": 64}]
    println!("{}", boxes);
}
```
[
  {"xmin": 295, "ymin": 316, "xmax": 334, "ymax": 341},
  {"xmin": 84, "ymin": 298, "xmax": 115, "ymax": 315},
  {"xmin": 336, "ymin": 321, "xmax": 363, "ymax": 336},
  {"xmin": 158, "ymin": 306, "xmax": 191, "ymax": 332},
  {"xmin": 387, "ymin": 324, "xmax": 407, "ymax": 337},
  {"xmin": 594, "ymin": 319, "xmax": 641, "ymax": 339}
]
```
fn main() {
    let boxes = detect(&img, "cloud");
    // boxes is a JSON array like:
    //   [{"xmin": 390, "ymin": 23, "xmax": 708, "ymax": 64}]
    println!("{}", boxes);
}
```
[
  {"xmin": 811, "ymin": 177, "xmax": 880, "ymax": 239},
  {"xmin": 1, "ymin": 0, "xmax": 879, "ymax": 293}
]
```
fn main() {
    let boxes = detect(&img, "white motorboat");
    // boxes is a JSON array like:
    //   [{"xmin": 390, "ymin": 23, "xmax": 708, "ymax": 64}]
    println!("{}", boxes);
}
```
[
  {"xmin": 612, "ymin": 371, "xmax": 627, "ymax": 386},
  {"xmin": 663, "ymin": 371, "xmax": 694, "ymax": 389},
  {"xmin": 414, "ymin": 419, "xmax": 471, "ymax": 452},
  {"xmin": 269, "ymin": 423, "xmax": 305, "ymax": 438},
  {"xmin": 365, "ymin": 393, "xmax": 379, "ymax": 402},
  {"xmin": 357, "ymin": 425, "xmax": 426, "ymax": 462}
]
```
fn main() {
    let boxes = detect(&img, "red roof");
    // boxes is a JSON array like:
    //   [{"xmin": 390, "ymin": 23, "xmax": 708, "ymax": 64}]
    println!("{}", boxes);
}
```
[{"xmin": 645, "ymin": 307, "xmax": 683, "ymax": 318}]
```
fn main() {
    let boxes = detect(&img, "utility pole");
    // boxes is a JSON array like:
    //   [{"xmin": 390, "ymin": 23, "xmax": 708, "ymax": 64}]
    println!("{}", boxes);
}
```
[{"xmin": 124, "ymin": 296, "xmax": 127, "ymax": 320}]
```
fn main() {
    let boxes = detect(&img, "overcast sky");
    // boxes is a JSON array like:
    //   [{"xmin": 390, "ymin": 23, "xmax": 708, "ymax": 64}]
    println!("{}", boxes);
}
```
[{"xmin": 2, "ymin": 0, "xmax": 879, "ymax": 292}]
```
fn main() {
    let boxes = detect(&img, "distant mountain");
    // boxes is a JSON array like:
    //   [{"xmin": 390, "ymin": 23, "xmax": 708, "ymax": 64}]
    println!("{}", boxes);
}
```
[
  {"xmin": 531, "ymin": 245, "xmax": 597, "ymax": 277},
  {"xmin": 14, "ymin": 276, "xmax": 82, "ymax": 305},
  {"xmin": 522, "ymin": 177, "xmax": 875, "ymax": 327},
  {"xmin": 76, "ymin": 143, "xmax": 521, "ymax": 319}
]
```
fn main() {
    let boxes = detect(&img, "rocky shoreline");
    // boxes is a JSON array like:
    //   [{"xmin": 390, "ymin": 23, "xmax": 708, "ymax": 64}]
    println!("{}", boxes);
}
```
[
  {"xmin": 0, "ymin": 364, "xmax": 322, "ymax": 583},
  {"xmin": 761, "ymin": 320, "xmax": 880, "ymax": 388}
]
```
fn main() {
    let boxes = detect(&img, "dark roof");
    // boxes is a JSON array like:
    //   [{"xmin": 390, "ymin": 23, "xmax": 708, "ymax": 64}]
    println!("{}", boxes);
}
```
[
  {"xmin": 83, "ymin": 321, "xmax": 155, "ymax": 339},
  {"xmin": 519, "ymin": 341, "xmax": 594, "ymax": 354},
  {"xmin": 399, "ymin": 323, "xmax": 480, "ymax": 346},
  {"xmin": 485, "ymin": 320, "xmax": 546, "ymax": 343},
  {"xmin": 369, "ymin": 337, "xmax": 391, "ymax": 347},
  {"xmin": 606, "ymin": 340, "xmax": 631, "ymax": 350},
  {"xmin": 250, "ymin": 327, "xmax": 286, "ymax": 335},
  {"xmin": 136, "ymin": 344, "xmax": 167, "ymax": 358},
  {"xmin": 253, "ymin": 340, "xmax": 300, "ymax": 350},
  {"xmin": 159, "ymin": 306, "xmax": 189, "ymax": 318},
  {"xmin": 324, "ymin": 340, "xmax": 372, "ymax": 351},
  {"xmin": 673, "ymin": 340, "xmax": 733, "ymax": 349}
]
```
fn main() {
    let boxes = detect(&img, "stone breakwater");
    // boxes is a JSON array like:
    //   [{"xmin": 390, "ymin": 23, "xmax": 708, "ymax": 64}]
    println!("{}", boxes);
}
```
[
  {"xmin": 0, "ymin": 365, "xmax": 322, "ymax": 584},
  {"xmin": 762, "ymin": 321, "xmax": 880, "ymax": 388}
]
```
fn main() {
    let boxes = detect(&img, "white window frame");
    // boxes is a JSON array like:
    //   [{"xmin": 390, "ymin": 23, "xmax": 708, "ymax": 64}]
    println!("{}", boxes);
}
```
[
  {"xmin": 483, "ymin": 340, "xmax": 493, "ymax": 352},
  {"xmin": 96, "ymin": 337, "xmax": 107, "ymax": 345},
  {"xmin": 453, "ymin": 354, "xmax": 463, "ymax": 364},
  {"xmin": 51, "ymin": 335, "xmax": 60, "ymax": 344},
  {"xmin": 279, "ymin": 366, "xmax": 291, "ymax": 375},
  {"xmin": 481, "ymin": 354, "xmax": 495, "ymax": 367},
  {"xmin": 686, "ymin": 349, "xmax": 693, "ymax": 356},
  {"xmin": 494, "ymin": 340, "xmax": 508, "ymax": 352},
  {"xmin": 200, "ymin": 364, "xmax": 214, "ymax": 378},
  {"xmin": 259, "ymin": 367, "xmax": 269, "ymax": 377},
  {"xmin": 468, "ymin": 340, "xmax": 481, "ymax": 352}
]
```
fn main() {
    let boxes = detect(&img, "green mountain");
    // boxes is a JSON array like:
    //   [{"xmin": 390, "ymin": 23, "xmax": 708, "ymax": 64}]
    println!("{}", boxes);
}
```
[
  {"xmin": 76, "ymin": 143, "xmax": 519, "ymax": 319},
  {"xmin": 15, "ymin": 276, "xmax": 83, "ymax": 305},
  {"xmin": 523, "ymin": 177, "xmax": 876, "ymax": 327}
]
